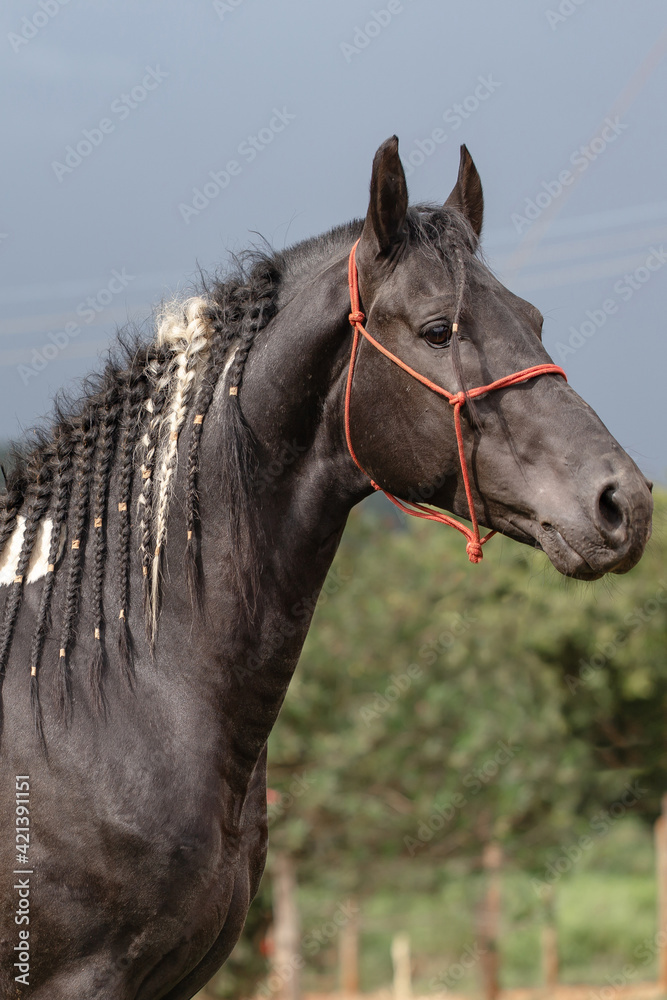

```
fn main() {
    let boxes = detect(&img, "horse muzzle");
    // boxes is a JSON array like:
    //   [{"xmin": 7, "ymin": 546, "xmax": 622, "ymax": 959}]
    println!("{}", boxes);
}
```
[{"xmin": 533, "ymin": 470, "xmax": 654, "ymax": 580}]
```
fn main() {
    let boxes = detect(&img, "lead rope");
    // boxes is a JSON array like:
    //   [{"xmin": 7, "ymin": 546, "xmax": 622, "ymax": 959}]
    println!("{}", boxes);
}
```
[{"xmin": 345, "ymin": 239, "xmax": 568, "ymax": 563}]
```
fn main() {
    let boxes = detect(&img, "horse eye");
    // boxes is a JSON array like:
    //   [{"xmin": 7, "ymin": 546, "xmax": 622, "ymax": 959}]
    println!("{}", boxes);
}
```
[{"xmin": 423, "ymin": 322, "xmax": 452, "ymax": 348}]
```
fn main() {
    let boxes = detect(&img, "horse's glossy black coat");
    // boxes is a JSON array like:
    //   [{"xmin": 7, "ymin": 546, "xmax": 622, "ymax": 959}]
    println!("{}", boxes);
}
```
[{"xmin": 0, "ymin": 139, "xmax": 652, "ymax": 998}]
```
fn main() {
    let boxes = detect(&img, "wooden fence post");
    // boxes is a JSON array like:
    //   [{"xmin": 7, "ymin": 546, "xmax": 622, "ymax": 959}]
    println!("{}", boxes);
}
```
[
  {"xmin": 271, "ymin": 851, "xmax": 301, "ymax": 1000},
  {"xmin": 655, "ymin": 794, "xmax": 667, "ymax": 992},
  {"xmin": 391, "ymin": 932, "xmax": 412, "ymax": 1000},
  {"xmin": 478, "ymin": 842, "xmax": 503, "ymax": 1000},
  {"xmin": 540, "ymin": 883, "xmax": 559, "ymax": 990},
  {"xmin": 338, "ymin": 899, "xmax": 360, "ymax": 995}
]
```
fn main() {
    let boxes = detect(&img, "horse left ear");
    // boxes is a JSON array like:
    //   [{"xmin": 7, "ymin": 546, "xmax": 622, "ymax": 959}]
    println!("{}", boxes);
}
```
[
  {"xmin": 445, "ymin": 144, "xmax": 484, "ymax": 239},
  {"xmin": 360, "ymin": 135, "xmax": 409, "ymax": 257}
]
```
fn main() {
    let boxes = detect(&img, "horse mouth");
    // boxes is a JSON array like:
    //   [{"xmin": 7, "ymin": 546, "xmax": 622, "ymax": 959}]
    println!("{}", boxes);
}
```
[
  {"xmin": 533, "ymin": 523, "xmax": 606, "ymax": 580},
  {"xmin": 497, "ymin": 514, "xmax": 616, "ymax": 581}
]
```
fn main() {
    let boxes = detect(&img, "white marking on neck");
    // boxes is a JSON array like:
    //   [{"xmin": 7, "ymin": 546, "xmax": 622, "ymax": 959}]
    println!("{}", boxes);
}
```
[{"xmin": 0, "ymin": 517, "xmax": 66, "ymax": 586}]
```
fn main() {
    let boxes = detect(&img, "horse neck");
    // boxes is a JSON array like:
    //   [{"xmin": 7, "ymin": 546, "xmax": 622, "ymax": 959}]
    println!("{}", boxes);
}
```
[{"xmin": 180, "ymin": 249, "xmax": 369, "ymax": 775}]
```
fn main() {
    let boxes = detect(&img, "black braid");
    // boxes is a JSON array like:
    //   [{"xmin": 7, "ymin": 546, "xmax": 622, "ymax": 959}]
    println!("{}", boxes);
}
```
[
  {"xmin": 227, "ymin": 294, "xmax": 276, "ymax": 392},
  {"xmin": 224, "ymin": 279, "xmax": 278, "ymax": 614},
  {"xmin": 57, "ymin": 407, "xmax": 97, "ymax": 723},
  {"xmin": 116, "ymin": 370, "xmax": 148, "ymax": 683},
  {"xmin": 88, "ymin": 388, "xmax": 122, "ymax": 717},
  {"xmin": 183, "ymin": 386, "xmax": 208, "ymax": 606},
  {"xmin": 182, "ymin": 307, "xmax": 237, "ymax": 604},
  {"xmin": 181, "ymin": 261, "xmax": 282, "ymax": 620},
  {"xmin": 0, "ymin": 458, "xmax": 53, "ymax": 734},
  {"xmin": 29, "ymin": 427, "xmax": 75, "ymax": 746}
]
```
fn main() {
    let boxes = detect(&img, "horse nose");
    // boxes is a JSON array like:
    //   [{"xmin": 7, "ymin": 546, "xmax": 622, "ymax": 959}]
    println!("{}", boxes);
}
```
[
  {"xmin": 593, "ymin": 472, "xmax": 652, "ymax": 558},
  {"xmin": 596, "ymin": 482, "xmax": 627, "ymax": 540}
]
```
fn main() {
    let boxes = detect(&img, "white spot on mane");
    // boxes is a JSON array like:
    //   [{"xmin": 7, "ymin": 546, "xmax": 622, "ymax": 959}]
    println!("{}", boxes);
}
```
[{"xmin": 0, "ymin": 516, "xmax": 66, "ymax": 587}]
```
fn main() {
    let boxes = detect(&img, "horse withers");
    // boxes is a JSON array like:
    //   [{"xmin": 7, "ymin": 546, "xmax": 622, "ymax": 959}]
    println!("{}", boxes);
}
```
[{"xmin": 0, "ymin": 137, "xmax": 652, "ymax": 998}]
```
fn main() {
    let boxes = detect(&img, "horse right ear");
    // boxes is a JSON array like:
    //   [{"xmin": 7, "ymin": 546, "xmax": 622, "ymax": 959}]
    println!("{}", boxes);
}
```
[
  {"xmin": 359, "ymin": 136, "xmax": 409, "ymax": 258},
  {"xmin": 445, "ymin": 144, "xmax": 484, "ymax": 239}
]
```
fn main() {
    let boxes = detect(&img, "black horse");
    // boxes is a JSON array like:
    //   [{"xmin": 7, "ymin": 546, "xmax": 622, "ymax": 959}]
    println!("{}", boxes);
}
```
[{"xmin": 0, "ymin": 138, "xmax": 652, "ymax": 998}]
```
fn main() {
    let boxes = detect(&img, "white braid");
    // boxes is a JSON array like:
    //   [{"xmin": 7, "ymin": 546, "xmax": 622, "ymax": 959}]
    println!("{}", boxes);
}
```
[
  {"xmin": 136, "ymin": 356, "xmax": 177, "ymax": 628},
  {"xmin": 150, "ymin": 297, "xmax": 211, "ymax": 634}
]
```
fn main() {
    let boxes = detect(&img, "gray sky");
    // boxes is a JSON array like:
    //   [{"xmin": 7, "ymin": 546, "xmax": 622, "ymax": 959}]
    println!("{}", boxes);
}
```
[{"xmin": 1, "ymin": 0, "xmax": 666, "ymax": 481}]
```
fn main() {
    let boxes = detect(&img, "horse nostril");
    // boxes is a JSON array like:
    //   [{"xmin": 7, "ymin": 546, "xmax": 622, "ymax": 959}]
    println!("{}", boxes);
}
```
[{"xmin": 597, "ymin": 484, "xmax": 624, "ymax": 532}]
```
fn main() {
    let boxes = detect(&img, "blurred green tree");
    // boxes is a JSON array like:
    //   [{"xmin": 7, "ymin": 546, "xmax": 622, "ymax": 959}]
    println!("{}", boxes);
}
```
[{"xmin": 208, "ymin": 491, "xmax": 667, "ymax": 996}]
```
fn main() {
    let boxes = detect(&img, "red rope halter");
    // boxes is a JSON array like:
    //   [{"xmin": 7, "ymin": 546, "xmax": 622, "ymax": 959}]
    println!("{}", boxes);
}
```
[{"xmin": 345, "ymin": 239, "xmax": 567, "ymax": 563}]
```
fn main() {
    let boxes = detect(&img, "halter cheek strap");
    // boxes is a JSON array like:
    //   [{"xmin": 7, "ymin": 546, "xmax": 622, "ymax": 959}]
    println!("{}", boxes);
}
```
[{"xmin": 345, "ymin": 239, "xmax": 567, "ymax": 563}]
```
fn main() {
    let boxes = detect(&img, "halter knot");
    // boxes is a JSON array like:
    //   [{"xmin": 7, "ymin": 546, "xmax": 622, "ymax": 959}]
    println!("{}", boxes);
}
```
[
  {"xmin": 349, "ymin": 311, "xmax": 365, "ymax": 326},
  {"xmin": 466, "ymin": 539, "xmax": 483, "ymax": 563},
  {"xmin": 449, "ymin": 391, "xmax": 466, "ymax": 408}
]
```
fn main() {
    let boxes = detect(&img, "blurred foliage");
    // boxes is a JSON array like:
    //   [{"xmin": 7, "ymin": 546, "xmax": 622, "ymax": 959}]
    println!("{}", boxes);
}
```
[
  {"xmin": 209, "ymin": 489, "xmax": 666, "ymax": 996},
  {"xmin": 268, "ymin": 489, "xmax": 667, "ymax": 879}
]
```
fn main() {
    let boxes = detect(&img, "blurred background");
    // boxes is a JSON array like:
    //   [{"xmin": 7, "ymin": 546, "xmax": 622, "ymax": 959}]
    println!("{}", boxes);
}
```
[{"xmin": 2, "ymin": 1, "xmax": 666, "ymax": 997}]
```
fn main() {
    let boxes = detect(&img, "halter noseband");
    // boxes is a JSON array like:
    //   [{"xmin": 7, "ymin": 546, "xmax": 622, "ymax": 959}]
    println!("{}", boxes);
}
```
[{"xmin": 344, "ymin": 239, "xmax": 567, "ymax": 563}]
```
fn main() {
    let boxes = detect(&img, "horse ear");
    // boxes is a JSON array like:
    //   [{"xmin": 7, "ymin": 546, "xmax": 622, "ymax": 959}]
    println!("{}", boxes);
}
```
[
  {"xmin": 360, "ymin": 135, "xmax": 409, "ymax": 257},
  {"xmin": 445, "ymin": 144, "xmax": 483, "ymax": 239}
]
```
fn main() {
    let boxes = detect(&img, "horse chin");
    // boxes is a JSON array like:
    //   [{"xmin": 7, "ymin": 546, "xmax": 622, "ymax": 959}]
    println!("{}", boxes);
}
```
[
  {"xmin": 533, "ymin": 526, "xmax": 606, "ymax": 581},
  {"xmin": 491, "ymin": 513, "xmax": 630, "ymax": 581}
]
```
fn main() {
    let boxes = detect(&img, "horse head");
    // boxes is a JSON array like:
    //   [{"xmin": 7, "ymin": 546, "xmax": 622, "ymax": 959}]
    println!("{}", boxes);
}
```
[{"xmin": 346, "ymin": 136, "xmax": 653, "ymax": 579}]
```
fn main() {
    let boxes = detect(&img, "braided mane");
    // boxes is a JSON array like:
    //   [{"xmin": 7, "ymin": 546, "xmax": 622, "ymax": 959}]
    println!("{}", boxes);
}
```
[{"xmin": 0, "ymin": 247, "xmax": 281, "ymax": 734}]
